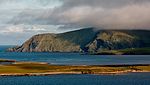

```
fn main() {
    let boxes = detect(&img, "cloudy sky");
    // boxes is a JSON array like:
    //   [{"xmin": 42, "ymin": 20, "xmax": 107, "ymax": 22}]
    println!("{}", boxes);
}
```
[{"xmin": 0, "ymin": 0, "xmax": 150, "ymax": 45}]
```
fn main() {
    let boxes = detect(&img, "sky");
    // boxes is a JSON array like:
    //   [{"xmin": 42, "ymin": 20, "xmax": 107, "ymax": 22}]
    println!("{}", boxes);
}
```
[{"xmin": 0, "ymin": 0, "xmax": 150, "ymax": 45}]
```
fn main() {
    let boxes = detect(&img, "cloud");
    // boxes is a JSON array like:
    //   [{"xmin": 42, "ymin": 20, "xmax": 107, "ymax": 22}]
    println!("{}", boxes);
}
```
[
  {"xmin": 62, "ymin": 0, "xmax": 150, "ymax": 9},
  {"xmin": 1, "ymin": 0, "xmax": 150, "ymax": 45},
  {"xmin": 0, "ymin": 0, "xmax": 62, "ymax": 9},
  {"xmin": 0, "ymin": 24, "xmax": 70, "ymax": 35},
  {"xmin": 9, "ymin": 0, "xmax": 150, "ymax": 29},
  {"xmin": 0, "ymin": 25, "xmax": 24, "ymax": 34},
  {"xmin": 59, "ymin": 3, "xmax": 150, "ymax": 29},
  {"xmin": 26, "ymin": 27, "xmax": 46, "ymax": 32},
  {"xmin": 0, "ymin": 24, "xmax": 64, "ymax": 45}
]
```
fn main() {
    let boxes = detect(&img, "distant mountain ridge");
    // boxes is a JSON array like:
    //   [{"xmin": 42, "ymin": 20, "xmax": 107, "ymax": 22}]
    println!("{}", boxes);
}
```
[{"xmin": 8, "ymin": 28, "xmax": 150, "ymax": 53}]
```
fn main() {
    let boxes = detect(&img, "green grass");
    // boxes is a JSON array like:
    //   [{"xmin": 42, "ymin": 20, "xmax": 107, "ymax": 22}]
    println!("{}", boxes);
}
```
[
  {"xmin": 119, "ymin": 47, "xmax": 150, "ymax": 55},
  {"xmin": 95, "ymin": 47, "xmax": 150, "ymax": 55}
]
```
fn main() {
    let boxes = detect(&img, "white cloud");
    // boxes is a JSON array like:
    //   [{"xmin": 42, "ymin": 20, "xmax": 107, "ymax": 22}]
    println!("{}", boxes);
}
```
[
  {"xmin": 27, "ymin": 27, "xmax": 46, "ymax": 31},
  {"xmin": 1, "ymin": 25, "xmax": 24, "ymax": 34},
  {"xmin": 0, "ymin": 0, "xmax": 63, "ymax": 10},
  {"xmin": 0, "ymin": 24, "xmax": 69, "ymax": 35}
]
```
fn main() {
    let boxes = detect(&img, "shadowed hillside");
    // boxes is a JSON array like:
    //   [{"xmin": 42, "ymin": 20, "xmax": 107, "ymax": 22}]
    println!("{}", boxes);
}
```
[
  {"xmin": 57, "ymin": 28, "xmax": 99, "ymax": 48},
  {"xmin": 8, "ymin": 28, "xmax": 150, "ymax": 53}
]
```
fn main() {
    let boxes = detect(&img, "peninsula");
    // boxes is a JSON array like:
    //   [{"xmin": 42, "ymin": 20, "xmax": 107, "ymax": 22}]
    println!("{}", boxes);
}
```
[
  {"xmin": 8, "ymin": 28, "xmax": 150, "ymax": 55},
  {"xmin": 0, "ymin": 60, "xmax": 150, "ymax": 76}
]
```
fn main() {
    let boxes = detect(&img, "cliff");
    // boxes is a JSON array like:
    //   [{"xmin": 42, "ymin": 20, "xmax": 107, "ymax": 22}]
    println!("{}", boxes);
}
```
[{"xmin": 8, "ymin": 28, "xmax": 150, "ymax": 53}]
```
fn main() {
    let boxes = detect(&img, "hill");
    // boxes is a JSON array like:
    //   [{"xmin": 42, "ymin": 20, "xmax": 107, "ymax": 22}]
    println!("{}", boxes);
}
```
[{"xmin": 8, "ymin": 28, "xmax": 150, "ymax": 54}]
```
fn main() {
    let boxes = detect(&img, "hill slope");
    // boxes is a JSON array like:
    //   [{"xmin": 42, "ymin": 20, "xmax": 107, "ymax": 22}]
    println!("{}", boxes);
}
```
[{"xmin": 8, "ymin": 28, "xmax": 150, "ymax": 53}]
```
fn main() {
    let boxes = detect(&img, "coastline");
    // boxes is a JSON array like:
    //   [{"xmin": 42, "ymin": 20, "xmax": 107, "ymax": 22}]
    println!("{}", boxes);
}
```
[
  {"xmin": 0, "ymin": 62, "xmax": 150, "ymax": 76},
  {"xmin": 0, "ymin": 71, "xmax": 150, "ymax": 76},
  {"xmin": 1, "ymin": 59, "xmax": 150, "ymax": 76}
]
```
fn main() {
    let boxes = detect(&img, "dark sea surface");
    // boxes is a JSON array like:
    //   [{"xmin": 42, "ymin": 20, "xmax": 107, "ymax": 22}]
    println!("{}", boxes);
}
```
[
  {"xmin": 0, "ymin": 46, "xmax": 150, "ymax": 65},
  {"xmin": 0, "ymin": 73, "xmax": 150, "ymax": 85}
]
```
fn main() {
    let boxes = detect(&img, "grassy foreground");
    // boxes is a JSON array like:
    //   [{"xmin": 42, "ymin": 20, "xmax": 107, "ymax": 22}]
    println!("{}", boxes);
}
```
[{"xmin": 0, "ymin": 62, "xmax": 150, "ymax": 76}]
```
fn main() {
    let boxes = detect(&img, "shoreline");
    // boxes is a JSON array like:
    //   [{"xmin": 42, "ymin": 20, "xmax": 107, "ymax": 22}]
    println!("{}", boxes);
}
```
[
  {"xmin": 0, "ymin": 70, "xmax": 150, "ymax": 76},
  {"xmin": 0, "ymin": 61, "xmax": 150, "ymax": 77}
]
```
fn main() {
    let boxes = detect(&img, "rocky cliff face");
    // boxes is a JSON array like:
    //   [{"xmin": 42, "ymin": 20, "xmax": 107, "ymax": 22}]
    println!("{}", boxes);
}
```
[
  {"xmin": 8, "ymin": 28, "xmax": 150, "ymax": 52},
  {"xmin": 8, "ymin": 34, "xmax": 80, "ymax": 52},
  {"xmin": 86, "ymin": 31, "xmax": 139, "ymax": 52}
]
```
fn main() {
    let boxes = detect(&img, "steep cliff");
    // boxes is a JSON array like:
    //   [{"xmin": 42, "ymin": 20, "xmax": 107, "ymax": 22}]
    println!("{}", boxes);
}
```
[{"xmin": 8, "ymin": 28, "xmax": 150, "ymax": 52}]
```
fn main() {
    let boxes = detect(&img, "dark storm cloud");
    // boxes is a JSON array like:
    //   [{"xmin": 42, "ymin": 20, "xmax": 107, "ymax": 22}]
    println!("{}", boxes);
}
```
[
  {"xmin": 9, "ymin": 0, "xmax": 150, "ymax": 29},
  {"xmin": 62, "ymin": 0, "xmax": 150, "ymax": 8}
]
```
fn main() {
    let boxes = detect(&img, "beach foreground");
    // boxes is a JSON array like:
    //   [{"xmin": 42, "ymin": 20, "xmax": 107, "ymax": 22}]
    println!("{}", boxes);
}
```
[{"xmin": 0, "ymin": 60, "xmax": 150, "ymax": 76}]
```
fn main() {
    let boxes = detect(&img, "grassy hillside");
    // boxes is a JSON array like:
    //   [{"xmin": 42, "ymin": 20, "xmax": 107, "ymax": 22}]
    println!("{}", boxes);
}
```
[
  {"xmin": 7, "ymin": 28, "xmax": 150, "ymax": 53},
  {"xmin": 94, "ymin": 48, "xmax": 150, "ymax": 55},
  {"xmin": 118, "ymin": 30, "xmax": 150, "ymax": 47},
  {"xmin": 87, "ymin": 30, "xmax": 150, "ymax": 53},
  {"xmin": 58, "ymin": 28, "xmax": 99, "ymax": 48},
  {"xmin": 119, "ymin": 48, "xmax": 150, "ymax": 55}
]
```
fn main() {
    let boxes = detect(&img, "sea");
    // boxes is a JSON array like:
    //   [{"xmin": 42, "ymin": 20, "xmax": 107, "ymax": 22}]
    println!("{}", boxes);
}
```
[{"xmin": 0, "ymin": 45, "xmax": 150, "ymax": 85}]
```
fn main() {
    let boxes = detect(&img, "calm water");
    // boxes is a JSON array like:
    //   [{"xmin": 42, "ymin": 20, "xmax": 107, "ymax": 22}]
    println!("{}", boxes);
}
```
[
  {"xmin": 0, "ymin": 46, "xmax": 150, "ymax": 65},
  {"xmin": 0, "ymin": 45, "xmax": 14, "ymax": 52},
  {"xmin": 0, "ymin": 46, "xmax": 150, "ymax": 85},
  {"xmin": 0, "ymin": 73, "xmax": 150, "ymax": 85}
]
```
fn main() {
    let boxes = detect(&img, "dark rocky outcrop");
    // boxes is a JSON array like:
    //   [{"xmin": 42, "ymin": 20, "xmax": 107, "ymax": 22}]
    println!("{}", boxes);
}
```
[{"xmin": 8, "ymin": 28, "xmax": 150, "ymax": 52}]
